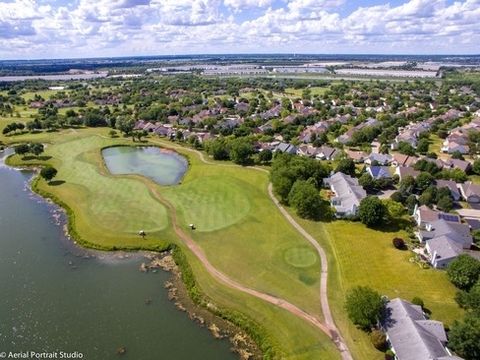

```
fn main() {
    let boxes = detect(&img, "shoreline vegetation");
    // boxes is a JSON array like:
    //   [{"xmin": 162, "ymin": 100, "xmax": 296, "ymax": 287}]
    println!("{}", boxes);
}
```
[{"xmin": 4, "ymin": 149, "xmax": 272, "ymax": 360}]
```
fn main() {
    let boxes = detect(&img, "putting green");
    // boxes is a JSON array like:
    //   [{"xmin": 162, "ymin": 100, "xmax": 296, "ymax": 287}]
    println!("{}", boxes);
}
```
[
  {"xmin": 163, "ymin": 175, "xmax": 251, "ymax": 232},
  {"xmin": 284, "ymin": 247, "xmax": 318, "ymax": 268}
]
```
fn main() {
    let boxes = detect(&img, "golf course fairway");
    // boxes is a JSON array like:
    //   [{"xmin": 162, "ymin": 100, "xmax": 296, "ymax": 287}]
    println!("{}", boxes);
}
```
[{"xmin": 3, "ymin": 127, "xmax": 340, "ymax": 360}]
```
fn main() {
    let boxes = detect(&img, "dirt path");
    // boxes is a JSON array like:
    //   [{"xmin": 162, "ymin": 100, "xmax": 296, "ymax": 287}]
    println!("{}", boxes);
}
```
[{"xmin": 148, "ymin": 138, "xmax": 353, "ymax": 360}]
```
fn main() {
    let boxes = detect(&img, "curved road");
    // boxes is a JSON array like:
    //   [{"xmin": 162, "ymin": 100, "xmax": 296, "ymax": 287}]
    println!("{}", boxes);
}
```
[{"xmin": 149, "ymin": 138, "xmax": 353, "ymax": 360}]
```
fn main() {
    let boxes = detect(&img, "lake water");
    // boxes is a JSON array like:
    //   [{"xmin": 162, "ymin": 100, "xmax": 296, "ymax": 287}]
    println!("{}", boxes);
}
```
[
  {"xmin": 0, "ymin": 150, "xmax": 235, "ymax": 360},
  {"xmin": 102, "ymin": 146, "xmax": 188, "ymax": 186}
]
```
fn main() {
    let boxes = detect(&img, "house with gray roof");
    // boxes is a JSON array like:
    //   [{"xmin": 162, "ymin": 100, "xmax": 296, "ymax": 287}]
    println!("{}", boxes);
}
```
[
  {"xmin": 417, "ymin": 218, "xmax": 473, "ymax": 269},
  {"xmin": 315, "ymin": 146, "xmax": 339, "ymax": 161},
  {"xmin": 381, "ymin": 298, "xmax": 460, "ymax": 360},
  {"xmin": 458, "ymin": 181, "xmax": 480, "ymax": 203},
  {"xmin": 426, "ymin": 236, "xmax": 464, "ymax": 269},
  {"xmin": 324, "ymin": 172, "xmax": 367, "ymax": 217},
  {"xmin": 367, "ymin": 166, "xmax": 392, "ymax": 180},
  {"xmin": 365, "ymin": 153, "xmax": 392, "ymax": 166},
  {"xmin": 274, "ymin": 142, "xmax": 297, "ymax": 155},
  {"xmin": 418, "ymin": 219, "xmax": 472, "ymax": 249}
]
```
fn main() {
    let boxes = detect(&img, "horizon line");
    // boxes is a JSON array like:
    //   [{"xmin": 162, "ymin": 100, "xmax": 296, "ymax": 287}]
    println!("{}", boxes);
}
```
[{"xmin": 1, "ymin": 52, "xmax": 480, "ymax": 63}]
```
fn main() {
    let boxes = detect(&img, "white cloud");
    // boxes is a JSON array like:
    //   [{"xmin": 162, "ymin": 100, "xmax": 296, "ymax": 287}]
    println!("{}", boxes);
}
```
[
  {"xmin": 224, "ymin": 0, "xmax": 274, "ymax": 10},
  {"xmin": 0, "ymin": 0, "xmax": 479, "ymax": 58}
]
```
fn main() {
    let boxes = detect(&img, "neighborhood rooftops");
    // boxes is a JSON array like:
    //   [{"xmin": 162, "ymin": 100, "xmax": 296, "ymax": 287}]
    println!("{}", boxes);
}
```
[
  {"xmin": 382, "ymin": 298, "xmax": 457, "ymax": 360},
  {"xmin": 324, "ymin": 172, "xmax": 367, "ymax": 217}
]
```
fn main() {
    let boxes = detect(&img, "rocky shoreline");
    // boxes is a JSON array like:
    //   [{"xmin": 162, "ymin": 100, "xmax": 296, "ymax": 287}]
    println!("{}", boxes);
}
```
[{"xmin": 141, "ymin": 252, "xmax": 262, "ymax": 360}]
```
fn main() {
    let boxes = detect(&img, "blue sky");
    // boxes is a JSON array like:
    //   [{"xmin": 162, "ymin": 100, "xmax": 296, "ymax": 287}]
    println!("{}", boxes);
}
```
[{"xmin": 0, "ymin": 0, "xmax": 478, "ymax": 59}]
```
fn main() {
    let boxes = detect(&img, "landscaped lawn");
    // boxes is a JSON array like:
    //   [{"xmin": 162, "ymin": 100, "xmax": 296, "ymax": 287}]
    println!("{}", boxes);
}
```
[
  {"xmin": 1, "ymin": 128, "xmax": 339, "ymax": 359},
  {"xmin": 293, "ymin": 216, "xmax": 464, "ymax": 360}
]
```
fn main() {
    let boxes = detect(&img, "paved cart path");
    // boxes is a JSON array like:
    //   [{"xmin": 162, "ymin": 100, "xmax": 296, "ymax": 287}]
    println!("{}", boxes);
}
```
[{"xmin": 148, "ymin": 138, "xmax": 353, "ymax": 360}]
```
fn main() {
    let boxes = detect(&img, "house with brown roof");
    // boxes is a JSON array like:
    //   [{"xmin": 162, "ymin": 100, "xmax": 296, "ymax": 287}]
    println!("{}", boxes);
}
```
[
  {"xmin": 395, "ymin": 166, "xmax": 420, "ymax": 181},
  {"xmin": 413, "ymin": 205, "xmax": 460, "ymax": 229}
]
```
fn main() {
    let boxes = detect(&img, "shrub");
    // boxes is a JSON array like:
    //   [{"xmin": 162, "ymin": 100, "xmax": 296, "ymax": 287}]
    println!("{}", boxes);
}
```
[
  {"xmin": 370, "ymin": 329, "xmax": 387, "ymax": 350},
  {"xmin": 385, "ymin": 349, "xmax": 395, "ymax": 360},
  {"xmin": 411, "ymin": 297, "xmax": 424, "ymax": 308},
  {"xmin": 392, "ymin": 237, "xmax": 406, "ymax": 250}
]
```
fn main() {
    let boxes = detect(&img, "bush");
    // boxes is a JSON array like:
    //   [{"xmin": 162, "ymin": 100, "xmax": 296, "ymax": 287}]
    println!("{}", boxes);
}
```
[
  {"xmin": 411, "ymin": 297, "xmax": 424, "ymax": 308},
  {"xmin": 370, "ymin": 329, "xmax": 387, "ymax": 350},
  {"xmin": 392, "ymin": 237, "xmax": 406, "ymax": 250}
]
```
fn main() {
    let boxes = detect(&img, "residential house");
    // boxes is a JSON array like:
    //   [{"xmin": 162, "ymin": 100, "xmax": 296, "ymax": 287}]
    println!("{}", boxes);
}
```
[
  {"xmin": 443, "ymin": 158, "xmax": 471, "ymax": 173},
  {"xmin": 392, "ymin": 153, "xmax": 418, "ymax": 167},
  {"xmin": 296, "ymin": 145, "xmax": 319, "ymax": 158},
  {"xmin": 315, "ymin": 146, "xmax": 339, "ymax": 161},
  {"xmin": 413, "ymin": 205, "xmax": 460, "ymax": 229},
  {"xmin": 336, "ymin": 118, "xmax": 380, "ymax": 144},
  {"xmin": 426, "ymin": 236, "xmax": 465, "ymax": 269},
  {"xmin": 458, "ymin": 181, "xmax": 480, "ymax": 203},
  {"xmin": 365, "ymin": 153, "xmax": 392, "ymax": 166},
  {"xmin": 418, "ymin": 218, "xmax": 473, "ymax": 267},
  {"xmin": 395, "ymin": 166, "xmax": 420, "ymax": 181},
  {"xmin": 381, "ymin": 298, "xmax": 459, "ymax": 360},
  {"xmin": 274, "ymin": 143, "xmax": 297, "ymax": 155},
  {"xmin": 418, "ymin": 219, "xmax": 472, "ymax": 248},
  {"xmin": 345, "ymin": 149, "xmax": 368, "ymax": 163},
  {"xmin": 367, "ymin": 166, "xmax": 392, "ymax": 180},
  {"xmin": 324, "ymin": 172, "xmax": 367, "ymax": 217}
]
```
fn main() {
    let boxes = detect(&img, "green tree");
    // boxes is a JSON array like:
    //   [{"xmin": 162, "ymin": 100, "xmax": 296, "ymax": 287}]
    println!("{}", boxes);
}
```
[
  {"xmin": 229, "ymin": 138, "xmax": 254, "ymax": 165},
  {"xmin": 115, "ymin": 117, "xmax": 135, "ymax": 135},
  {"xmin": 29, "ymin": 143, "xmax": 44, "ymax": 156},
  {"xmin": 335, "ymin": 158, "xmax": 356, "ymax": 176},
  {"xmin": 473, "ymin": 159, "xmax": 480, "ymax": 175},
  {"xmin": 448, "ymin": 316, "xmax": 480, "ymax": 360},
  {"xmin": 416, "ymin": 172, "xmax": 434, "ymax": 192},
  {"xmin": 205, "ymin": 138, "xmax": 230, "ymax": 160},
  {"xmin": 345, "ymin": 286, "xmax": 384, "ymax": 331},
  {"xmin": 358, "ymin": 196, "xmax": 387, "ymax": 227},
  {"xmin": 288, "ymin": 180, "xmax": 323, "ymax": 220},
  {"xmin": 455, "ymin": 281, "xmax": 480, "ymax": 313},
  {"xmin": 359, "ymin": 173, "xmax": 375, "ymax": 191},
  {"xmin": 258, "ymin": 149, "xmax": 272, "ymax": 164},
  {"xmin": 447, "ymin": 255, "xmax": 480, "ymax": 290},
  {"xmin": 40, "ymin": 166, "xmax": 58, "ymax": 182},
  {"xmin": 397, "ymin": 141, "xmax": 416, "ymax": 156},
  {"xmin": 416, "ymin": 138, "xmax": 429, "ymax": 154},
  {"xmin": 437, "ymin": 196, "xmax": 453, "ymax": 212},
  {"xmin": 14, "ymin": 144, "xmax": 30, "ymax": 156}
]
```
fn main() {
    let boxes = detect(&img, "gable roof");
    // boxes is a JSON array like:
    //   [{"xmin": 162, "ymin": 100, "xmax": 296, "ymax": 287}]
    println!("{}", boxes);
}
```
[
  {"xmin": 427, "ymin": 235, "xmax": 464, "ymax": 263},
  {"xmin": 325, "ymin": 172, "xmax": 367, "ymax": 213},
  {"xmin": 368, "ymin": 166, "xmax": 392, "ymax": 179},
  {"xmin": 421, "ymin": 219, "xmax": 472, "ymax": 249},
  {"xmin": 382, "ymin": 298, "xmax": 451, "ymax": 360}
]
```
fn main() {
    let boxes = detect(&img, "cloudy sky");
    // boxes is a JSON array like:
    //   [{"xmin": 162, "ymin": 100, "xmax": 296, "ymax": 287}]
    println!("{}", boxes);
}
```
[{"xmin": 0, "ymin": 0, "xmax": 479, "ymax": 59}]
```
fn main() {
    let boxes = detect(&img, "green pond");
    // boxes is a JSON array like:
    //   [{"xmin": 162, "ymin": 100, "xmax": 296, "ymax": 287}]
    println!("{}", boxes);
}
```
[
  {"xmin": 102, "ymin": 146, "xmax": 188, "ymax": 186},
  {"xmin": 0, "ymin": 150, "xmax": 235, "ymax": 360}
]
